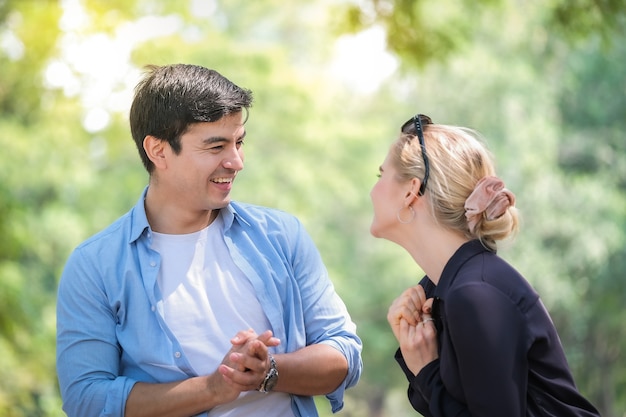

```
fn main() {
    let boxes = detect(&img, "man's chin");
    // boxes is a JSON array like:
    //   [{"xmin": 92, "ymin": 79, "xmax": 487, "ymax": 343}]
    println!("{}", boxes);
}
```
[{"xmin": 211, "ymin": 198, "xmax": 231, "ymax": 210}]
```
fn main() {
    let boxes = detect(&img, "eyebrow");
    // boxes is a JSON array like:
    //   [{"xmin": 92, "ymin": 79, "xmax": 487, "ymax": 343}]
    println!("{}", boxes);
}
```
[{"xmin": 202, "ymin": 130, "xmax": 247, "ymax": 145}]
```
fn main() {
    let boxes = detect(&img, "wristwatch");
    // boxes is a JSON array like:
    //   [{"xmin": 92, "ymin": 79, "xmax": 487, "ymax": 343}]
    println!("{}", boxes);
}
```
[{"xmin": 258, "ymin": 353, "xmax": 278, "ymax": 393}]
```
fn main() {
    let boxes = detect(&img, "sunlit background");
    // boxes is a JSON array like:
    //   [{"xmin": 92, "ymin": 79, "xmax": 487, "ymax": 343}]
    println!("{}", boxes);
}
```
[{"xmin": 1, "ymin": 0, "xmax": 625, "ymax": 416}]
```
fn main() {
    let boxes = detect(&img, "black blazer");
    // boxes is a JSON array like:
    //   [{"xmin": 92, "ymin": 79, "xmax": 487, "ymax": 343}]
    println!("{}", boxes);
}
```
[{"xmin": 395, "ymin": 240, "xmax": 600, "ymax": 417}]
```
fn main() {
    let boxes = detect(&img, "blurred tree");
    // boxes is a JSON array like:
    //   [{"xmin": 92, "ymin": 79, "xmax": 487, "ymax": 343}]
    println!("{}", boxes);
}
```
[
  {"xmin": 0, "ymin": 0, "xmax": 59, "ymax": 122},
  {"xmin": 552, "ymin": 35, "xmax": 626, "ymax": 416},
  {"xmin": 0, "ymin": 1, "xmax": 66, "ymax": 416},
  {"xmin": 1, "ymin": 0, "xmax": 624, "ymax": 416},
  {"xmin": 333, "ymin": 0, "xmax": 626, "ymax": 68}
]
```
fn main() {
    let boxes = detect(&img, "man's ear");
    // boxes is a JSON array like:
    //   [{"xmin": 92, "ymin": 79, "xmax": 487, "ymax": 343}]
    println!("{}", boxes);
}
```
[{"xmin": 143, "ymin": 135, "xmax": 167, "ymax": 169}]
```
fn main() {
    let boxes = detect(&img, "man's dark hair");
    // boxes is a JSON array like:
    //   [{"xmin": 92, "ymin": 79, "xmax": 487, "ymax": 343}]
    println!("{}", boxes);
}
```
[{"xmin": 129, "ymin": 64, "xmax": 253, "ymax": 173}]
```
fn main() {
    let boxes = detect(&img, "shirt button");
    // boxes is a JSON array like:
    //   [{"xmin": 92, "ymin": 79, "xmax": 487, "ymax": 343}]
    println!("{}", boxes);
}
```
[
  {"xmin": 151, "ymin": 305, "xmax": 156, "ymax": 312},
  {"xmin": 174, "ymin": 352, "xmax": 181, "ymax": 358},
  {"xmin": 150, "ymin": 261, "xmax": 156, "ymax": 267}
]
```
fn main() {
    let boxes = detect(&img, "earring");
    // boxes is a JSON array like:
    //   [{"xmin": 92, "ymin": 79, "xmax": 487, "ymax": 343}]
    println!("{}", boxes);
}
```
[{"xmin": 396, "ymin": 206, "xmax": 415, "ymax": 224}]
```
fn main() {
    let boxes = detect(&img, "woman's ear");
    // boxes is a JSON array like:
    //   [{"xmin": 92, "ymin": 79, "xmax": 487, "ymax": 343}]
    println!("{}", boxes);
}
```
[
  {"xmin": 143, "ymin": 135, "xmax": 167, "ymax": 169},
  {"xmin": 404, "ymin": 178, "xmax": 422, "ymax": 206}
]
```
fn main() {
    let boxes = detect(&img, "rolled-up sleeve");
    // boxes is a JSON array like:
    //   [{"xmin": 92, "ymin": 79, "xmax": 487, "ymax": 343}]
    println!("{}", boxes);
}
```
[{"xmin": 291, "ymin": 219, "xmax": 363, "ymax": 412}]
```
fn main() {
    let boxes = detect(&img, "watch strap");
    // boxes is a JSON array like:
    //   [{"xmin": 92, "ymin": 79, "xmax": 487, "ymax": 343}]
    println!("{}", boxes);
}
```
[{"xmin": 258, "ymin": 353, "xmax": 278, "ymax": 393}]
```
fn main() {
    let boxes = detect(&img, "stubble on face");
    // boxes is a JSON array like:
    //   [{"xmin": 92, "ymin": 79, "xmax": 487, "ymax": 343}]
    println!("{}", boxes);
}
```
[{"xmin": 150, "ymin": 116, "xmax": 246, "ymax": 232}]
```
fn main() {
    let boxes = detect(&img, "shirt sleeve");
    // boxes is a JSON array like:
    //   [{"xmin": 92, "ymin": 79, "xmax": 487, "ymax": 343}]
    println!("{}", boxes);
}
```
[
  {"xmin": 291, "ymin": 220, "xmax": 363, "ymax": 412},
  {"xmin": 412, "ymin": 282, "xmax": 529, "ymax": 417},
  {"xmin": 56, "ymin": 247, "xmax": 136, "ymax": 417},
  {"xmin": 394, "ymin": 349, "xmax": 433, "ymax": 416}
]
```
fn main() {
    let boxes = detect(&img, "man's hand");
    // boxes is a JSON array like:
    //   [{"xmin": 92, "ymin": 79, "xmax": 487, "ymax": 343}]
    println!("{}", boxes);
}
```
[
  {"xmin": 125, "ymin": 330, "xmax": 281, "ymax": 417},
  {"xmin": 217, "ymin": 329, "xmax": 280, "ymax": 393}
]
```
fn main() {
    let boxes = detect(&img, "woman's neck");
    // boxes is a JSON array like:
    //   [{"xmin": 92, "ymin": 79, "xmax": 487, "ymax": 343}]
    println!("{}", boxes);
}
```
[{"xmin": 404, "ymin": 225, "xmax": 469, "ymax": 286}]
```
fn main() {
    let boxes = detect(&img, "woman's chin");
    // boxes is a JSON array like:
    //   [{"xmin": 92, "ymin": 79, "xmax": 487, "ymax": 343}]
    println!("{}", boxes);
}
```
[{"xmin": 369, "ymin": 223, "xmax": 382, "ymax": 238}]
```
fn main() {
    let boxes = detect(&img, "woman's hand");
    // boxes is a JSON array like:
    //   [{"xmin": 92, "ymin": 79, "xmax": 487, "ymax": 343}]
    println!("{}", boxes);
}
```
[
  {"xmin": 388, "ymin": 286, "xmax": 439, "ymax": 375},
  {"xmin": 387, "ymin": 285, "xmax": 427, "ymax": 341},
  {"xmin": 398, "ymin": 297, "xmax": 438, "ymax": 375}
]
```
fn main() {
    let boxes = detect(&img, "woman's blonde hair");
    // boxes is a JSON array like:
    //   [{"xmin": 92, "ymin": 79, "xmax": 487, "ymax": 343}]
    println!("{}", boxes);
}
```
[{"xmin": 390, "ymin": 122, "xmax": 519, "ymax": 251}]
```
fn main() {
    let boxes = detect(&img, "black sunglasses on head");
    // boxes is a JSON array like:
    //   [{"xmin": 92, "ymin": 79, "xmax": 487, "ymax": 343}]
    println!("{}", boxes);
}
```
[{"xmin": 401, "ymin": 114, "xmax": 433, "ymax": 196}]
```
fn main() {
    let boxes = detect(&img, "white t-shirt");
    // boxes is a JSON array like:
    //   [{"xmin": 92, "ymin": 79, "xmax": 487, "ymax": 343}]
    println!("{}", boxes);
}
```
[{"xmin": 152, "ymin": 215, "xmax": 294, "ymax": 417}]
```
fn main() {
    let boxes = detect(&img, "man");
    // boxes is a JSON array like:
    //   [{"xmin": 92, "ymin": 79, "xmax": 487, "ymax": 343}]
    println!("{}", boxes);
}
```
[{"xmin": 56, "ymin": 63, "xmax": 362, "ymax": 417}]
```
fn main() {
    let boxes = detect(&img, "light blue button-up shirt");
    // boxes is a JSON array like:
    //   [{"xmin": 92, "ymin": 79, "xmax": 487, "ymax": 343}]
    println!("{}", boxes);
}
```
[{"xmin": 56, "ymin": 188, "xmax": 362, "ymax": 417}]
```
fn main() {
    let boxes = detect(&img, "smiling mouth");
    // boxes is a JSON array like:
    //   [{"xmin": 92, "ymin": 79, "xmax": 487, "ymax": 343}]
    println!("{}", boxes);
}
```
[{"xmin": 211, "ymin": 177, "xmax": 234, "ymax": 184}]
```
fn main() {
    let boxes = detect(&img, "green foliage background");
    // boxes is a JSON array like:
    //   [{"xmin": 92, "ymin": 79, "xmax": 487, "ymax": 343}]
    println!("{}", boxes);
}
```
[{"xmin": 0, "ymin": 0, "xmax": 624, "ymax": 416}]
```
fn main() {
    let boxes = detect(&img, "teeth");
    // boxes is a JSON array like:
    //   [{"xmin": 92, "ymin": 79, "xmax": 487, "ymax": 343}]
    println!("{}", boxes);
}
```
[{"xmin": 212, "ymin": 178, "xmax": 232, "ymax": 183}]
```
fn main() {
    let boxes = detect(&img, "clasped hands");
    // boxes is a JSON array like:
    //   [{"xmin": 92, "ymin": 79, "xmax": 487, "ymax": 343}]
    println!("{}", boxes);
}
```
[
  {"xmin": 212, "ymin": 329, "xmax": 279, "ymax": 403},
  {"xmin": 387, "ymin": 284, "xmax": 439, "ymax": 376}
]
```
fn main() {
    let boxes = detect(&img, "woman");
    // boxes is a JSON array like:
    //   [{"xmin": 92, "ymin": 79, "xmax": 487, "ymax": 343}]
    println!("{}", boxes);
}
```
[{"xmin": 370, "ymin": 114, "xmax": 600, "ymax": 416}]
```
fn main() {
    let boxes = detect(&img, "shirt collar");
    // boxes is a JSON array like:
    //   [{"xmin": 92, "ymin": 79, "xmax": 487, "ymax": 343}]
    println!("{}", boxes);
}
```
[
  {"xmin": 128, "ymin": 186, "xmax": 250, "ymax": 242},
  {"xmin": 433, "ymin": 239, "xmax": 491, "ymax": 298},
  {"xmin": 219, "ymin": 201, "xmax": 251, "ymax": 231},
  {"xmin": 129, "ymin": 186, "xmax": 150, "ymax": 244}
]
